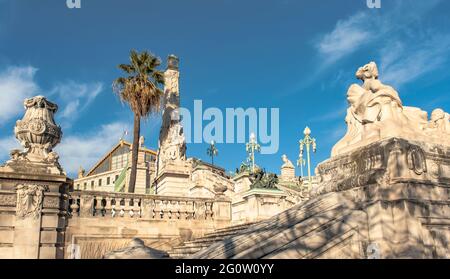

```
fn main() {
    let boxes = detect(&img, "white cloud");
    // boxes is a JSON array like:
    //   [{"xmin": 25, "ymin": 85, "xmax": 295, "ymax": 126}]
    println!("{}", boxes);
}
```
[
  {"xmin": 316, "ymin": 1, "xmax": 443, "ymax": 65},
  {"xmin": 0, "ymin": 136, "xmax": 21, "ymax": 159},
  {"xmin": 0, "ymin": 66, "xmax": 39, "ymax": 124},
  {"xmin": 55, "ymin": 121, "xmax": 130, "ymax": 177},
  {"xmin": 50, "ymin": 81, "xmax": 104, "ymax": 125},
  {"xmin": 317, "ymin": 12, "xmax": 373, "ymax": 64},
  {"xmin": 380, "ymin": 35, "xmax": 450, "ymax": 88}
]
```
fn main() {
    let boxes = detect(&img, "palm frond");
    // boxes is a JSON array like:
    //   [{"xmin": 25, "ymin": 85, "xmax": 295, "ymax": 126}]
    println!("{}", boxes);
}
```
[{"xmin": 112, "ymin": 49, "xmax": 166, "ymax": 119}]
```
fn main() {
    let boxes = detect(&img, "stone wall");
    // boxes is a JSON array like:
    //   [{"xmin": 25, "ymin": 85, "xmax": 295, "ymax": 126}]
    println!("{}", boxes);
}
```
[
  {"xmin": 64, "ymin": 190, "xmax": 231, "ymax": 258},
  {"xmin": 0, "ymin": 172, "xmax": 70, "ymax": 259}
]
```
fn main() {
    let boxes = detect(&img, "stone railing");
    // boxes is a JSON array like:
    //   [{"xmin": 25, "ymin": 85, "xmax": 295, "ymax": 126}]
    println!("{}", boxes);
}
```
[{"xmin": 68, "ymin": 190, "xmax": 224, "ymax": 220}]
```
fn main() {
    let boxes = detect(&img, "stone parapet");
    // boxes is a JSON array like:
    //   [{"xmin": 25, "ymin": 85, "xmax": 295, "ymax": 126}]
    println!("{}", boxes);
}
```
[{"xmin": 65, "ymin": 190, "xmax": 232, "ymax": 258}]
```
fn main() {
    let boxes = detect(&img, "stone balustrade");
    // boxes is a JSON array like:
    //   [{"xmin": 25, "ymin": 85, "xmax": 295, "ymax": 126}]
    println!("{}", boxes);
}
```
[{"xmin": 68, "ymin": 190, "xmax": 218, "ymax": 220}]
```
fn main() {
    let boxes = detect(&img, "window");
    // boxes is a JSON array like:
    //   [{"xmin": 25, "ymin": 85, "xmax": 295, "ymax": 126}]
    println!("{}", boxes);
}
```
[
  {"xmin": 83, "ymin": 182, "xmax": 87, "ymax": 190},
  {"xmin": 107, "ymin": 177, "xmax": 110, "ymax": 185},
  {"xmin": 115, "ymin": 175, "xmax": 119, "ymax": 181},
  {"xmin": 98, "ymin": 179, "xmax": 102, "ymax": 187},
  {"xmin": 91, "ymin": 181, "xmax": 94, "ymax": 189}
]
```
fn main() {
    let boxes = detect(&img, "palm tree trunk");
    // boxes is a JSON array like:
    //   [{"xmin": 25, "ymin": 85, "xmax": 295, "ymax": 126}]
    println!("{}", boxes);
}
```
[{"xmin": 128, "ymin": 114, "xmax": 140, "ymax": 193}]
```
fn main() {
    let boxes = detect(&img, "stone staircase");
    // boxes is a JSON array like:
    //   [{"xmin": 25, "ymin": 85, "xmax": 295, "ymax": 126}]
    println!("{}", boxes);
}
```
[{"xmin": 169, "ymin": 222, "xmax": 256, "ymax": 258}]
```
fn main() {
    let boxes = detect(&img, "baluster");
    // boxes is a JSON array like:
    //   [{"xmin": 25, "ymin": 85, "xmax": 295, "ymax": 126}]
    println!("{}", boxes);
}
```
[
  {"xmin": 167, "ymin": 200, "xmax": 173, "ymax": 219},
  {"xmin": 153, "ymin": 199, "xmax": 160, "ymax": 219},
  {"xmin": 111, "ymin": 198, "xmax": 117, "ymax": 218},
  {"xmin": 70, "ymin": 196, "xmax": 80, "ymax": 217},
  {"xmin": 178, "ymin": 201, "xmax": 186, "ymax": 220},
  {"xmin": 133, "ymin": 199, "xmax": 141, "ymax": 218},
  {"xmin": 186, "ymin": 201, "xmax": 194, "ymax": 220},
  {"xmin": 206, "ymin": 202, "xmax": 213, "ymax": 219},
  {"xmin": 119, "ymin": 198, "xmax": 125, "ymax": 217},
  {"xmin": 175, "ymin": 201, "xmax": 181, "ymax": 219},
  {"xmin": 160, "ymin": 200, "xmax": 166, "ymax": 219},
  {"xmin": 104, "ymin": 197, "xmax": 112, "ymax": 217},
  {"xmin": 149, "ymin": 199, "xmax": 155, "ymax": 219},
  {"xmin": 95, "ymin": 196, "xmax": 104, "ymax": 216},
  {"xmin": 129, "ymin": 199, "xmax": 135, "ymax": 218},
  {"xmin": 124, "ymin": 198, "xmax": 131, "ymax": 217}
]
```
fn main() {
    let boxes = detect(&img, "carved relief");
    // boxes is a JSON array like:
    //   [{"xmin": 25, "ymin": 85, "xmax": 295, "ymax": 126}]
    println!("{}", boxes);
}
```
[
  {"xmin": 407, "ymin": 146, "xmax": 427, "ymax": 175},
  {"xmin": 16, "ymin": 184, "xmax": 48, "ymax": 219},
  {"xmin": 0, "ymin": 194, "xmax": 16, "ymax": 207}
]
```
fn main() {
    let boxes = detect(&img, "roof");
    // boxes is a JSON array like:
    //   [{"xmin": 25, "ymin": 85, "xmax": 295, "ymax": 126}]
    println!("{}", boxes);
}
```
[{"xmin": 85, "ymin": 140, "xmax": 157, "ymax": 177}]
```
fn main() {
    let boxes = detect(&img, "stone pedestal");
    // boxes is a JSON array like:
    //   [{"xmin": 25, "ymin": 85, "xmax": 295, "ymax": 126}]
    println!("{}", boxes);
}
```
[
  {"xmin": 232, "ymin": 186, "xmax": 289, "ymax": 223},
  {"xmin": 0, "ymin": 96, "xmax": 71, "ymax": 259},
  {"xmin": 154, "ymin": 161, "xmax": 191, "ymax": 196},
  {"xmin": 0, "ymin": 172, "xmax": 70, "ymax": 259},
  {"xmin": 280, "ymin": 165, "xmax": 296, "ymax": 183},
  {"xmin": 212, "ymin": 196, "xmax": 232, "ymax": 222}
]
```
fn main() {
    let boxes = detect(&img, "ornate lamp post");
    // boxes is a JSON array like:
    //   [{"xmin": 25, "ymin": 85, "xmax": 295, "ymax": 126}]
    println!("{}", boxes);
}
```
[
  {"xmin": 246, "ymin": 132, "xmax": 261, "ymax": 173},
  {"xmin": 207, "ymin": 140, "xmax": 218, "ymax": 165},
  {"xmin": 297, "ymin": 157, "xmax": 305, "ymax": 178},
  {"xmin": 298, "ymin": 127, "xmax": 317, "ymax": 189}
]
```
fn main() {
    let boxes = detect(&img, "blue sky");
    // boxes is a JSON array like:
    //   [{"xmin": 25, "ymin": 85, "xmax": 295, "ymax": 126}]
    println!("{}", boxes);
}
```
[{"xmin": 1, "ymin": 0, "xmax": 450, "ymax": 178}]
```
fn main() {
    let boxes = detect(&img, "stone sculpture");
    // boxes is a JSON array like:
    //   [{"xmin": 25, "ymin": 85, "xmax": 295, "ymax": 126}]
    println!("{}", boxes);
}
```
[
  {"xmin": 249, "ymin": 169, "xmax": 278, "ymax": 189},
  {"xmin": 332, "ymin": 62, "xmax": 450, "ymax": 157},
  {"xmin": 280, "ymin": 155, "xmax": 296, "ymax": 183},
  {"xmin": 281, "ymin": 154, "xmax": 294, "ymax": 168},
  {"xmin": 1, "ymin": 96, "xmax": 64, "ymax": 175}
]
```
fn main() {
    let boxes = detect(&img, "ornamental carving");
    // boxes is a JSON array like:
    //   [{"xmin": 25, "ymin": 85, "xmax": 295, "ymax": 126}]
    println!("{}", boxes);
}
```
[
  {"xmin": 407, "ymin": 146, "xmax": 427, "ymax": 175},
  {"xmin": 3, "ymin": 96, "xmax": 64, "ymax": 175},
  {"xmin": 16, "ymin": 184, "xmax": 48, "ymax": 219},
  {"xmin": 0, "ymin": 194, "xmax": 16, "ymax": 207}
]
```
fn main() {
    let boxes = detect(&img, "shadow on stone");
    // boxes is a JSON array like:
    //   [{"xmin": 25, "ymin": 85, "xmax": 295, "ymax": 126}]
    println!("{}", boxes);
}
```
[{"xmin": 103, "ymin": 238, "xmax": 170, "ymax": 259}]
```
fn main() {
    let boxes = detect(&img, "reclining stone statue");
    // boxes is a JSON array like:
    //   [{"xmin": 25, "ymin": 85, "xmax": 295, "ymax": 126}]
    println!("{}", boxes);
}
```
[{"xmin": 331, "ymin": 62, "xmax": 449, "ymax": 157}]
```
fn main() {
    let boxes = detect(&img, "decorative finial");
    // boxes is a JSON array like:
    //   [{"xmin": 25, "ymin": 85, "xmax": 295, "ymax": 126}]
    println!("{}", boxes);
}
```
[{"xmin": 304, "ymin": 126, "xmax": 311, "ymax": 136}]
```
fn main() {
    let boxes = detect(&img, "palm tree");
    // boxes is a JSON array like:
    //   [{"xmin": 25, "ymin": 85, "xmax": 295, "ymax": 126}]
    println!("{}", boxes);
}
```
[{"xmin": 113, "ymin": 50, "xmax": 165, "ymax": 193}]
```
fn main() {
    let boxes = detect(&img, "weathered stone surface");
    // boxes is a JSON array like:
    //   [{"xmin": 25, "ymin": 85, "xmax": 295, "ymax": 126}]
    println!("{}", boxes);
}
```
[{"xmin": 103, "ymin": 238, "xmax": 170, "ymax": 259}]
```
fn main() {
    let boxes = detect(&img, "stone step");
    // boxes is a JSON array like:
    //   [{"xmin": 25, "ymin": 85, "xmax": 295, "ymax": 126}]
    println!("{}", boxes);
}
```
[
  {"xmin": 168, "ymin": 221, "xmax": 258, "ymax": 258},
  {"xmin": 195, "ymin": 230, "xmax": 242, "ymax": 241},
  {"xmin": 169, "ymin": 253, "xmax": 192, "ymax": 259},
  {"xmin": 170, "ymin": 245, "xmax": 209, "ymax": 254},
  {"xmin": 206, "ymin": 222, "xmax": 255, "ymax": 235},
  {"xmin": 204, "ymin": 228, "xmax": 249, "ymax": 238},
  {"xmin": 183, "ymin": 235, "xmax": 236, "ymax": 246}
]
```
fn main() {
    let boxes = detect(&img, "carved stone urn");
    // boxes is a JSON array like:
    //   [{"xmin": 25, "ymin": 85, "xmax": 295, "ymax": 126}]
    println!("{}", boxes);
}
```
[{"xmin": 4, "ymin": 96, "xmax": 64, "ymax": 174}]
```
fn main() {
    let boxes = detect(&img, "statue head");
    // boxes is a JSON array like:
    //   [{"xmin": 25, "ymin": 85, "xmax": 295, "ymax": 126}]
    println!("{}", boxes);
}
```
[{"xmin": 356, "ymin": 62, "xmax": 379, "ymax": 81}]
